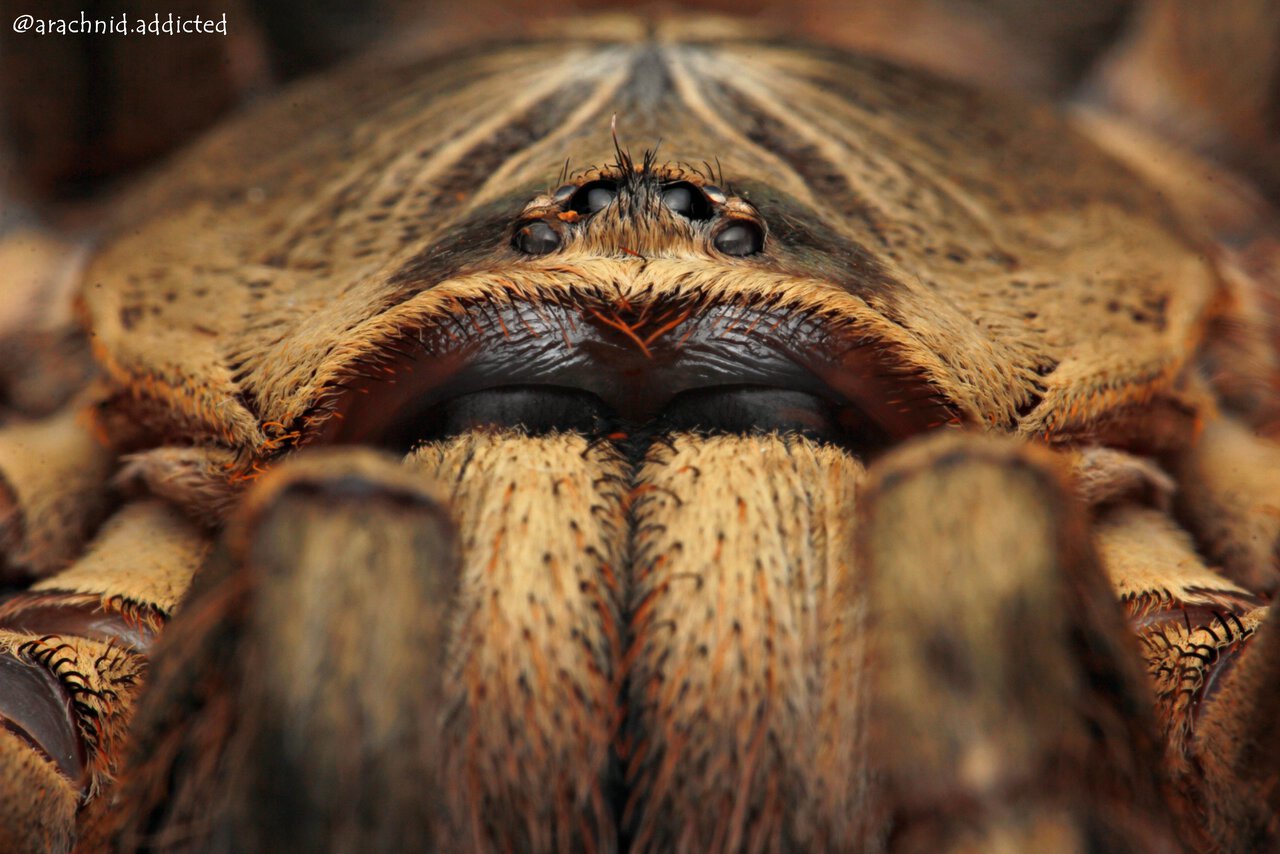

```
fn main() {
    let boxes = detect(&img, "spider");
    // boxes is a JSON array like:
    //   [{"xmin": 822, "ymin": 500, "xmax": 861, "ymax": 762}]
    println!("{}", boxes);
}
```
[{"xmin": 0, "ymin": 5, "xmax": 1277, "ymax": 853}]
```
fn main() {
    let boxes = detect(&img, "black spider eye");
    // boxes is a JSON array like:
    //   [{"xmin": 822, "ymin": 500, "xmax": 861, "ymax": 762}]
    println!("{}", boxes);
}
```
[
  {"xmin": 552, "ymin": 183, "xmax": 577, "ymax": 204},
  {"xmin": 713, "ymin": 221, "xmax": 763, "ymax": 256},
  {"xmin": 570, "ymin": 180, "xmax": 617, "ymax": 215},
  {"xmin": 661, "ymin": 182, "xmax": 712, "ymax": 220},
  {"xmin": 513, "ymin": 221, "xmax": 560, "ymax": 255},
  {"xmin": 586, "ymin": 186, "xmax": 615, "ymax": 212},
  {"xmin": 662, "ymin": 184, "xmax": 693, "ymax": 214}
]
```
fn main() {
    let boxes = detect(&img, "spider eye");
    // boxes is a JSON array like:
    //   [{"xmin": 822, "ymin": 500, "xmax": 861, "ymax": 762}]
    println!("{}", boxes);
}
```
[
  {"xmin": 587, "ymin": 186, "xmax": 615, "ymax": 212},
  {"xmin": 569, "ymin": 180, "xmax": 617, "ymax": 215},
  {"xmin": 661, "ymin": 182, "xmax": 713, "ymax": 220},
  {"xmin": 513, "ymin": 221, "xmax": 560, "ymax": 255},
  {"xmin": 701, "ymin": 184, "xmax": 727, "ymax": 204},
  {"xmin": 714, "ymin": 221, "xmax": 763, "ymax": 256}
]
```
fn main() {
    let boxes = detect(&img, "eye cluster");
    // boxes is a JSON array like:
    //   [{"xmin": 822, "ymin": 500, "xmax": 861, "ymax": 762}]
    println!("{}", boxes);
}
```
[{"xmin": 512, "ymin": 178, "xmax": 764, "ymax": 258}]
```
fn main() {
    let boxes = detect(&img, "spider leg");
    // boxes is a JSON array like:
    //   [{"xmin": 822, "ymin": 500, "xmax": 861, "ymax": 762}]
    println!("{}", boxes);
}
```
[
  {"xmin": 857, "ymin": 432, "xmax": 1180, "ymax": 853},
  {"xmin": 108, "ymin": 448, "xmax": 457, "ymax": 852},
  {"xmin": 1091, "ymin": 501, "xmax": 1264, "ymax": 850},
  {"xmin": 0, "ymin": 499, "xmax": 207, "ymax": 853},
  {"xmin": 1192, "ymin": 603, "xmax": 1280, "ymax": 851},
  {"xmin": 625, "ymin": 433, "xmax": 868, "ymax": 852},
  {"xmin": 1096, "ymin": 495, "xmax": 1280, "ymax": 851},
  {"xmin": 0, "ymin": 407, "xmax": 114, "ymax": 581},
  {"xmin": 1138, "ymin": 414, "xmax": 1280, "ymax": 850},
  {"xmin": 1171, "ymin": 416, "xmax": 1280, "ymax": 593},
  {"xmin": 114, "ymin": 433, "xmax": 629, "ymax": 852},
  {"xmin": 405, "ymin": 431, "xmax": 629, "ymax": 853},
  {"xmin": 0, "ymin": 631, "xmax": 143, "ymax": 854}
]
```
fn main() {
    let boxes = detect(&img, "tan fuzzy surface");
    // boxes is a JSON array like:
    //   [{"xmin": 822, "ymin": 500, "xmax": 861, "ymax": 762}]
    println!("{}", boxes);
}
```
[
  {"xmin": 0, "ymin": 227, "xmax": 94, "ymax": 419},
  {"xmin": 0, "ymin": 227, "xmax": 83, "ymax": 337},
  {"xmin": 0, "ymin": 408, "xmax": 114, "ymax": 579},
  {"xmin": 625, "ymin": 433, "xmax": 865, "ymax": 851},
  {"xmin": 1065, "ymin": 445, "xmax": 1175, "ymax": 510},
  {"xmin": 105, "ymin": 448, "xmax": 459, "ymax": 853},
  {"xmin": 1094, "ymin": 504, "xmax": 1256, "ymax": 611},
  {"xmin": 81, "ymin": 15, "xmax": 1218, "ymax": 465},
  {"xmin": 858, "ymin": 432, "xmax": 1174, "ymax": 852},
  {"xmin": 31, "ymin": 500, "xmax": 209, "ymax": 615},
  {"xmin": 0, "ymin": 728, "xmax": 77, "ymax": 854},
  {"xmin": 114, "ymin": 444, "xmax": 245, "ymax": 521},
  {"xmin": 1093, "ymin": 500, "xmax": 1268, "ymax": 800},
  {"xmin": 80, "ymin": 424, "xmax": 1280, "ymax": 850},
  {"xmin": 406, "ymin": 431, "xmax": 629, "ymax": 852},
  {"xmin": 1172, "ymin": 416, "xmax": 1280, "ymax": 592},
  {"xmin": 1193, "ymin": 608, "xmax": 1280, "ymax": 851},
  {"xmin": 23, "ymin": 11, "xmax": 1280, "ymax": 849},
  {"xmin": 227, "ymin": 448, "xmax": 456, "ymax": 853}
]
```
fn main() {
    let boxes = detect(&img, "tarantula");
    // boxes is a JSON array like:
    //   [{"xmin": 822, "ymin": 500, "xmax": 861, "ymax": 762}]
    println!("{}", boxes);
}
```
[{"xmin": 0, "ymin": 5, "xmax": 1278, "ymax": 853}]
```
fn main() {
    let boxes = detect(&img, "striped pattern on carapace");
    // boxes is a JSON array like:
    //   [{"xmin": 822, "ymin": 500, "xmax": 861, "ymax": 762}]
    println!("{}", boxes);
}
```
[{"xmin": 82, "ymin": 14, "xmax": 1217, "ymax": 482}]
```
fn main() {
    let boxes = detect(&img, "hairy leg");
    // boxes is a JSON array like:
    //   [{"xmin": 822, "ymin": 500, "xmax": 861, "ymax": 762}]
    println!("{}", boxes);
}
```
[
  {"xmin": 0, "ymin": 499, "xmax": 207, "ymax": 853},
  {"xmin": 1094, "ymin": 496, "xmax": 1279, "ymax": 851},
  {"xmin": 108, "ymin": 449, "xmax": 456, "ymax": 853},
  {"xmin": 1171, "ymin": 416, "xmax": 1280, "ymax": 593},
  {"xmin": 76, "ymin": 428, "xmax": 1280, "ymax": 854},
  {"xmin": 406, "ymin": 431, "xmax": 629, "ymax": 853},
  {"xmin": 0, "ymin": 408, "xmax": 114, "ymax": 581},
  {"xmin": 1193, "ymin": 605, "xmax": 1280, "ymax": 850},
  {"xmin": 625, "ymin": 433, "xmax": 868, "ymax": 853},
  {"xmin": 858, "ymin": 433, "xmax": 1178, "ymax": 853}
]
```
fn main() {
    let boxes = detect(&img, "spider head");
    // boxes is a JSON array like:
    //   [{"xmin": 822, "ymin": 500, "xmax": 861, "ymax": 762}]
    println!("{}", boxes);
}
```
[{"xmin": 510, "ymin": 155, "xmax": 763, "ymax": 262}]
